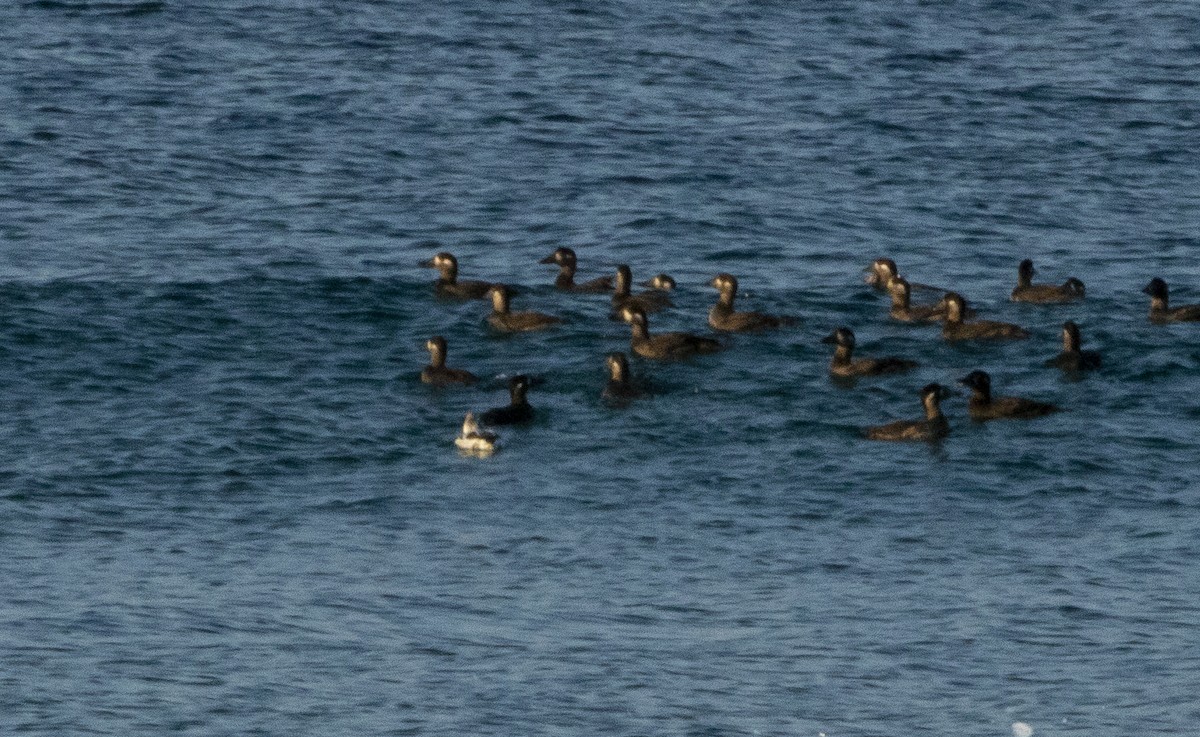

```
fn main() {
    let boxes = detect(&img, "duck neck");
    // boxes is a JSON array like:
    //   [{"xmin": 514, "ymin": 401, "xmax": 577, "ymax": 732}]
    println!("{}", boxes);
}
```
[
  {"xmin": 830, "ymin": 344, "xmax": 853, "ymax": 367},
  {"xmin": 971, "ymin": 386, "xmax": 992, "ymax": 405},
  {"xmin": 428, "ymin": 347, "xmax": 446, "ymax": 368},
  {"xmin": 1017, "ymin": 272, "xmax": 1033, "ymax": 288},
  {"xmin": 440, "ymin": 265, "xmax": 457, "ymax": 284},
  {"xmin": 944, "ymin": 300, "xmax": 963, "ymax": 324},
  {"xmin": 614, "ymin": 270, "xmax": 631, "ymax": 297},
  {"xmin": 890, "ymin": 289, "xmax": 909, "ymax": 310},
  {"xmin": 491, "ymin": 292, "xmax": 510, "ymax": 315},
  {"xmin": 609, "ymin": 362, "xmax": 627, "ymax": 382},
  {"xmin": 717, "ymin": 289, "xmax": 736, "ymax": 308},
  {"xmin": 629, "ymin": 320, "xmax": 649, "ymax": 340},
  {"xmin": 1063, "ymin": 331, "xmax": 1080, "ymax": 353},
  {"xmin": 555, "ymin": 264, "xmax": 576, "ymax": 288},
  {"xmin": 923, "ymin": 394, "xmax": 943, "ymax": 421},
  {"xmin": 1150, "ymin": 295, "xmax": 1168, "ymax": 313}
]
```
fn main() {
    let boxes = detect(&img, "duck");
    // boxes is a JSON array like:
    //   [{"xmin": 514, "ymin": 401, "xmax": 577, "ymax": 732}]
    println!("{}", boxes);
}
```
[
  {"xmin": 643, "ymin": 273, "xmax": 676, "ymax": 292},
  {"xmin": 479, "ymin": 375, "xmax": 535, "ymax": 425},
  {"xmin": 486, "ymin": 285, "xmax": 563, "ymax": 332},
  {"xmin": 959, "ymin": 370, "xmax": 1059, "ymax": 421},
  {"xmin": 601, "ymin": 352, "xmax": 642, "ymax": 403},
  {"xmin": 422, "ymin": 252, "xmax": 500, "ymax": 300},
  {"xmin": 1044, "ymin": 321, "xmax": 1101, "ymax": 372},
  {"xmin": 865, "ymin": 258, "xmax": 943, "ymax": 294},
  {"xmin": 454, "ymin": 412, "xmax": 498, "ymax": 455},
  {"xmin": 1010, "ymin": 259, "xmax": 1085, "ymax": 303},
  {"xmin": 941, "ymin": 292, "xmax": 1029, "ymax": 341},
  {"xmin": 708, "ymin": 273, "xmax": 790, "ymax": 332},
  {"xmin": 864, "ymin": 383, "xmax": 952, "ymax": 441},
  {"xmin": 821, "ymin": 327, "xmax": 918, "ymax": 377},
  {"xmin": 539, "ymin": 247, "xmax": 613, "ymax": 293},
  {"xmin": 420, "ymin": 335, "xmax": 478, "ymax": 386},
  {"xmin": 619, "ymin": 305, "xmax": 722, "ymax": 360},
  {"xmin": 1143, "ymin": 278, "xmax": 1200, "ymax": 323},
  {"xmin": 888, "ymin": 278, "xmax": 948, "ymax": 323},
  {"xmin": 611, "ymin": 264, "xmax": 673, "ymax": 317}
]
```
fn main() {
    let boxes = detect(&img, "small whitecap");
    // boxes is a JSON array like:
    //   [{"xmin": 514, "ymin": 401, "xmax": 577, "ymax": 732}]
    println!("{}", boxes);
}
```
[{"xmin": 1012, "ymin": 722, "xmax": 1033, "ymax": 737}]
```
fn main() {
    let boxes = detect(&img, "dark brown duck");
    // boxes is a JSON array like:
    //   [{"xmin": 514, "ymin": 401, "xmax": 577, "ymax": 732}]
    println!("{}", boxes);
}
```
[
  {"xmin": 959, "ymin": 370, "xmax": 1059, "ymax": 421},
  {"xmin": 619, "ymin": 305, "xmax": 722, "ymax": 360},
  {"xmin": 708, "ymin": 273, "xmax": 790, "ymax": 332},
  {"xmin": 1044, "ymin": 321, "xmax": 1101, "ymax": 372},
  {"xmin": 420, "ymin": 335, "xmax": 479, "ymax": 386},
  {"xmin": 864, "ymin": 383, "xmax": 952, "ymax": 442},
  {"xmin": 540, "ymin": 247, "xmax": 613, "ymax": 293},
  {"xmin": 486, "ymin": 285, "xmax": 563, "ymax": 332},
  {"xmin": 1010, "ymin": 259, "xmax": 1085, "ymax": 303},
  {"xmin": 822, "ymin": 327, "xmax": 918, "ymax": 377},
  {"xmin": 941, "ymin": 292, "xmax": 1029, "ymax": 341},
  {"xmin": 1143, "ymin": 278, "xmax": 1200, "ymax": 323},
  {"xmin": 422, "ymin": 252, "xmax": 500, "ymax": 300}
]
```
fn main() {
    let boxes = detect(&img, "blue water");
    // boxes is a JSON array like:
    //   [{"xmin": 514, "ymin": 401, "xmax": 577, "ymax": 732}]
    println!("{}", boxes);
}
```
[{"xmin": 3, "ymin": 1, "xmax": 1199, "ymax": 735}]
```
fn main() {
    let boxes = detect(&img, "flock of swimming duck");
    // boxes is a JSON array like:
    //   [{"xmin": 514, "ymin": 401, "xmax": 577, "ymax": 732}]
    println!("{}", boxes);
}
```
[{"xmin": 419, "ymin": 249, "xmax": 1200, "ymax": 453}]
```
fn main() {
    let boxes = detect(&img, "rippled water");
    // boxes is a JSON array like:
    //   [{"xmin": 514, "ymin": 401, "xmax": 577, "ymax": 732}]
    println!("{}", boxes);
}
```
[{"xmin": 3, "ymin": 1, "xmax": 1199, "ymax": 735}]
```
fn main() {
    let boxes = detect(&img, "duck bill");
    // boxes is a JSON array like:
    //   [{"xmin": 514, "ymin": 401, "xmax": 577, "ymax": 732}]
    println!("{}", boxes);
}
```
[
  {"xmin": 538, "ymin": 254, "xmax": 557, "ymax": 264},
  {"xmin": 820, "ymin": 333, "xmax": 838, "ymax": 344}
]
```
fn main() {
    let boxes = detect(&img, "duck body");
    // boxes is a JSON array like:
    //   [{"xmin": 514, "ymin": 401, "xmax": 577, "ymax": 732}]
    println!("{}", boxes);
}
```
[
  {"xmin": 486, "ymin": 286, "xmax": 563, "ymax": 332},
  {"xmin": 864, "ymin": 383, "xmax": 951, "ymax": 441},
  {"xmin": 708, "ymin": 274, "xmax": 789, "ymax": 332},
  {"xmin": 540, "ymin": 247, "xmax": 613, "ymax": 293},
  {"xmin": 960, "ymin": 370, "xmax": 1059, "ymax": 421},
  {"xmin": 1144, "ymin": 278, "xmax": 1200, "ymax": 323},
  {"xmin": 1044, "ymin": 321, "xmax": 1101, "ymax": 372},
  {"xmin": 424, "ymin": 252, "xmax": 500, "ymax": 300},
  {"xmin": 822, "ymin": 327, "xmax": 917, "ymax": 377},
  {"xmin": 420, "ymin": 336, "xmax": 478, "ymax": 386},
  {"xmin": 454, "ymin": 413, "xmax": 498, "ymax": 454},
  {"xmin": 620, "ymin": 306, "xmax": 722, "ymax": 360},
  {"xmin": 941, "ymin": 292, "xmax": 1028, "ymax": 341},
  {"xmin": 1010, "ymin": 260, "xmax": 1085, "ymax": 303},
  {"xmin": 480, "ymin": 375, "xmax": 535, "ymax": 425}
]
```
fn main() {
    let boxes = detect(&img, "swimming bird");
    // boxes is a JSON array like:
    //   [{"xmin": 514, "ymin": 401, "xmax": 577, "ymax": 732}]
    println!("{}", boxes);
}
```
[
  {"xmin": 941, "ymin": 292, "xmax": 1029, "ymax": 341},
  {"xmin": 601, "ymin": 352, "xmax": 642, "ymax": 403},
  {"xmin": 888, "ymin": 278, "xmax": 948, "ymax": 323},
  {"xmin": 422, "ymin": 252, "xmax": 500, "ymax": 300},
  {"xmin": 420, "ymin": 335, "xmax": 478, "ymax": 386},
  {"xmin": 864, "ymin": 383, "xmax": 952, "ymax": 441},
  {"xmin": 1044, "ymin": 321, "xmax": 1101, "ymax": 372},
  {"xmin": 708, "ymin": 273, "xmax": 790, "ymax": 332},
  {"xmin": 611, "ymin": 264, "xmax": 672, "ymax": 317},
  {"xmin": 1143, "ymin": 278, "xmax": 1200, "ymax": 323},
  {"xmin": 619, "ymin": 305, "xmax": 722, "ymax": 360},
  {"xmin": 454, "ymin": 413, "xmax": 498, "ymax": 454},
  {"xmin": 643, "ymin": 273, "xmax": 676, "ymax": 292},
  {"xmin": 959, "ymin": 370, "xmax": 1059, "ymax": 421},
  {"xmin": 865, "ymin": 258, "xmax": 943, "ymax": 293},
  {"xmin": 1010, "ymin": 259, "xmax": 1085, "ymax": 303},
  {"xmin": 539, "ymin": 247, "xmax": 613, "ymax": 293},
  {"xmin": 479, "ymin": 375, "xmax": 535, "ymax": 425},
  {"xmin": 486, "ymin": 285, "xmax": 563, "ymax": 332},
  {"xmin": 821, "ymin": 327, "xmax": 918, "ymax": 377}
]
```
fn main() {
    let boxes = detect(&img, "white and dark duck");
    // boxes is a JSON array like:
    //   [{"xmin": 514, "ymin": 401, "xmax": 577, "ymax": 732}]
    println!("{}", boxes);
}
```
[
  {"xmin": 420, "ymin": 335, "xmax": 478, "ymax": 386},
  {"xmin": 480, "ymin": 375, "xmax": 535, "ymax": 425},
  {"xmin": 864, "ymin": 383, "xmax": 952, "ymax": 442},
  {"xmin": 821, "ymin": 327, "xmax": 918, "ymax": 378},
  {"xmin": 865, "ymin": 258, "xmax": 943, "ymax": 293},
  {"xmin": 619, "ymin": 305, "xmax": 722, "ymax": 360},
  {"xmin": 1143, "ymin": 278, "xmax": 1200, "ymax": 323},
  {"xmin": 422, "ymin": 252, "xmax": 500, "ymax": 300},
  {"xmin": 539, "ymin": 247, "xmax": 613, "ymax": 293},
  {"xmin": 601, "ymin": 352, "xmax": 642, "ymax": 404},
  {"xmin": 486, "ymin": 285, "xmax": 563, "ymax": 332},
  {"xmin": 454, "ymin": 412, "xmax": 498, "ymax": 455},
  {"xmin": 941, "ymin": 292, "xmax": 1029, "ymax": 341},
  {"xmin": 959, "ymin": 370, "xmax": 1059, "ymax": 421},
  {"xmin": 1044, "ymin": 321, "xmax": 1101, "ymax": 372},
  {"xmin": 1010, "ymin": 259, "xmax": 1085, "ymax": 303},
  {"xmin": 611, "ymin": 264, "xmax": 673, "ymax": 318},
  {"xmin": 708, "ymin": 273, "xmax": 792, "ymax": 332}
]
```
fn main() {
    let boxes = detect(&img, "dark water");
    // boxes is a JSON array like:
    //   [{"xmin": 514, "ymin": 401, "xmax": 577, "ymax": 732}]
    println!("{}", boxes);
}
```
[{"xmin": 3, "ymin": 1, "xmax": 1199, "ymax": 735}]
